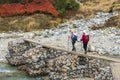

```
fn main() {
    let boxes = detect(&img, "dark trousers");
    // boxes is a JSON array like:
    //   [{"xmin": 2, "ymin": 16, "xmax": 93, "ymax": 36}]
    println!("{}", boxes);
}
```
[
  {"xmin": 83, "ymin": 43, "xmax": 88, "ymax": 54},
  {"xmin": 72, "ymin": 41, "xmax": 76, "ymax": 51}
]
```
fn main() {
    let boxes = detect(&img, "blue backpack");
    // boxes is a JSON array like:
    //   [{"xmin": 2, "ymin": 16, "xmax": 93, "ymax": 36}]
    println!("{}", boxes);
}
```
[{"xmin": 72, "ymin": 35, "xmax": 77, "ymax": 41}]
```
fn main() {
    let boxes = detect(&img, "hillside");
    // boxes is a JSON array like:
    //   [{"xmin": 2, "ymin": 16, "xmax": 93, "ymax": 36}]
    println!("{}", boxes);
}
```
[{"xmin": 0, "ymin": 0, "xmax": 120, "ymax": 32}]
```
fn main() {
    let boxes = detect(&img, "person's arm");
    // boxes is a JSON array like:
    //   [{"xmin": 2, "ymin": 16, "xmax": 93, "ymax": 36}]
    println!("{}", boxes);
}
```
[
  {"xmin": 80, "ymin": 35, "xmax": 83, "ymax": 41},
  {"xmin": 68, "ymin": 33, "xmax": 72, "ymax": 40}
]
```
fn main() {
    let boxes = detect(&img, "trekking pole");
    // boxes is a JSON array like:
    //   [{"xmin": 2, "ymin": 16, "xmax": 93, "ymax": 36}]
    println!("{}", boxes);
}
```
[
  {"xmin": 67, "ymin": 27, "xmax": 70, "ymax": 50},
  {"xmin": 68, "ymin": 36, "xmax": 69, "ymax": 50}
]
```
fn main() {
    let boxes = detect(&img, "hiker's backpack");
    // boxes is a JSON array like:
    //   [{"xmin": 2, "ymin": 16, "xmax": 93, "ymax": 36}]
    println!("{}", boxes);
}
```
[
  {"xmin": 72, "ymin": 35, "xmax": 77, "ymax": 41},
  {"xmin": 85, "ymin": 35, "xmax": 89, "ymax": 43}
]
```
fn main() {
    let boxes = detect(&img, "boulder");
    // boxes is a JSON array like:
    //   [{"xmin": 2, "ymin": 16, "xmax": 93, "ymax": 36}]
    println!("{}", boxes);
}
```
[{"xmin": 88, "ymin": 44, "xmax": 96, "ymax": 52}]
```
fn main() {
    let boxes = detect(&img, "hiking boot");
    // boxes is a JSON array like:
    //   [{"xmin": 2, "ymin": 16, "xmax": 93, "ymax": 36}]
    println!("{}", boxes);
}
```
[
  {"xmin": 72, "ymin": 48, "xmax": 76, "ymax": 51},
  {"xmin": 72, "ymin": 49, "xmax": 76, "ymax": 51},
  {"xmin": 85, "ymin": 51, "xmax": 87, "ymax": 54}
]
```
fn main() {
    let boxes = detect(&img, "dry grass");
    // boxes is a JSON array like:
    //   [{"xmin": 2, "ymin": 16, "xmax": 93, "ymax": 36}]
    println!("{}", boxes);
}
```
[
  {"xmin": 0, "ymin": 14, "xmax": 52, "ymax": 32},
  {"xmin": 0, "ymin": 13, "xmax": 70, "ymax": 32},
  {"xmin": 104, "ymin": 14, "xmax": 120, "ymax": 28},
  {"xmin": 91, "ymin": 25, "xmax": 104, "ymax": 30},
  {"xmin": 79, "ymin": 0, "xmax": 119, "ymax": 18}
]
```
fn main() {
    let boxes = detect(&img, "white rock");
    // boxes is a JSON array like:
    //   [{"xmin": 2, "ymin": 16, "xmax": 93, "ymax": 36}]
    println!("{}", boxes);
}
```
[{"xmin": 88, "ymin": 44, "xmax": 96, "ymax": 52}]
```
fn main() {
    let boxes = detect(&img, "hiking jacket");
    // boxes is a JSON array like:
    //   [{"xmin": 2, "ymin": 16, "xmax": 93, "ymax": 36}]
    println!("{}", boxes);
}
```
[{"xmin": 81, "ymin": 34, "xmax": 89, "ymax": 43}]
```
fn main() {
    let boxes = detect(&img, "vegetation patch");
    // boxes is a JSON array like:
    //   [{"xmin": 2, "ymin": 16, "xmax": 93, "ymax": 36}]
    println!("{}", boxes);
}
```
[
  {"xmin": 91, "ymin": 25, "xmax": 104, "ymax": 30},
  {"xmin": 0, "ymin": 0, "xmax": 58, "ymax": 17},
  {"xmin": 79, "ymin": 0, "xmax": 120, "ymax": 18},
  {"xmin": 0, "ymin": 14, "xmax": 52, "ymax": 32},
  {"xmin": 91, "ymin": 14, "xmax": 120, "ymax": 30},
  {"xmin": 52, "ymin": 0, "xmax": 79, "ymax": 16},
  {"xmin": 104, "ymin": 14, "xmax": 120, "ymax": 28}
]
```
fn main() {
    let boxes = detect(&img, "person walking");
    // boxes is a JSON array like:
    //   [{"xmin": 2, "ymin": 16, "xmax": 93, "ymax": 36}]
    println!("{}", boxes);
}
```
[
  {"xmin": 69, "ymin": 29, "xmax": 78, "ymax": 51},
  {"xmin": 80, "ymin": 30, "xmax": 89, "ymax": 54}
]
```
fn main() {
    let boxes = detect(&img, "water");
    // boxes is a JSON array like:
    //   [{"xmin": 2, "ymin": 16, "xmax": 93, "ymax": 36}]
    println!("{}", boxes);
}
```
[{"xmin": 0, "ymin": 63, "xmax": 40, "ymax": 80}]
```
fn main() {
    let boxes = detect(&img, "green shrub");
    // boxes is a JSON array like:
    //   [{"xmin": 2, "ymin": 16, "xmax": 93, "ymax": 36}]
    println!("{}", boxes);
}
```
[
  {"xmin": 0, "ymin": 0, "xmax": 20, "ymax": 4},
  {"xmin": 54, "ymin": 0, "xmax": 79, "ymax": 15}
]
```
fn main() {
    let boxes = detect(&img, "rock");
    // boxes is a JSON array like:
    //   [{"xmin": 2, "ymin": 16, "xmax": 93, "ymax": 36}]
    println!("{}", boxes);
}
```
[
  {"xmin": 18, "ymin": 65, "xmax": 27, "ymax": 71},
  {"xmin": 23, "ymin": 33, "xmax": 35, "ymax": 39},
  {"xmin": 88, "ymin": 44, "xmax": 96, "ymax": 52},
  {"xmin": 116, "ymin": 40, "xmax": 120, "ymax": 44}
]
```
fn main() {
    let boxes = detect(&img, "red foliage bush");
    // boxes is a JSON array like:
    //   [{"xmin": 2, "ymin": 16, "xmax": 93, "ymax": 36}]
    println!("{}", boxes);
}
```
[{"xmin": 0, "ymin": 0, "xmax": 58, "ymax": 17}]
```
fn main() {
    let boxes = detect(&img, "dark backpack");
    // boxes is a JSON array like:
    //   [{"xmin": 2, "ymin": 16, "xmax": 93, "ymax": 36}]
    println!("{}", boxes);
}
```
[{"xmin": 72, "ymin": 35, "xmax": 77, "ymax": 41}]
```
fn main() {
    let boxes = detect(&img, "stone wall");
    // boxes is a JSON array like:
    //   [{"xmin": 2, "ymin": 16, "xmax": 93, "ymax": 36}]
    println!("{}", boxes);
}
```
[{"xmin": 6, "ymin": 39, "xmax": 113, "ymax": 80}]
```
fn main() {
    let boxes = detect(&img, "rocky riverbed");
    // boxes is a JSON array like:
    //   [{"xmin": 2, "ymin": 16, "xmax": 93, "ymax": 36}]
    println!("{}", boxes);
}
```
[
  {"xmin": 33, "ymin": 12, "xmax": 120, "ymax": 56},
  {"xmin": 0, "ymin": 12, "xmax": 120, "ymax": 80}
]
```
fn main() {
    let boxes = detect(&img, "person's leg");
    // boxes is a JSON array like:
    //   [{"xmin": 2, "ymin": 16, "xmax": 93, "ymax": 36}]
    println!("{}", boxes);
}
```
[
  {"xmin": 83, "ymin": 43, "xmax": 87, "ymax": 54},
  {"xmin": 72, "ymin": 41, "xmax": 74, "ymax": 51},
  {"xmin": 74, "ymin": 41, "xmax": 76, "ymax": 51},
  {"xmin": 72, "ymin": 41, "xmax": 76, "ymax": 51}
]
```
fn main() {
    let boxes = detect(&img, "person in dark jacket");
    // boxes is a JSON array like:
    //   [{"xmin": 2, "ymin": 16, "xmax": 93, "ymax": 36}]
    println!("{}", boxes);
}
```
[{"xmin": 80, "ymin": 31, "xmax": 89, "ymax": 54}]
